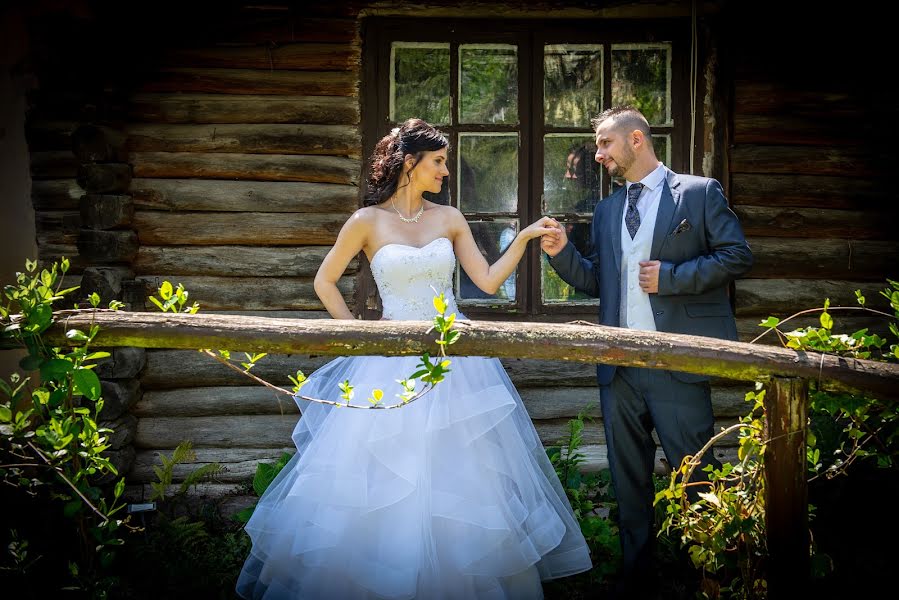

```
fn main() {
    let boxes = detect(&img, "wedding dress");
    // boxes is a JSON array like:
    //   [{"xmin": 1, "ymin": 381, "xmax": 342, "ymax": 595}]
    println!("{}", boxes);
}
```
[{"xmin": 236, "ymin": 237, "xmax": 592, "ymax": 599}]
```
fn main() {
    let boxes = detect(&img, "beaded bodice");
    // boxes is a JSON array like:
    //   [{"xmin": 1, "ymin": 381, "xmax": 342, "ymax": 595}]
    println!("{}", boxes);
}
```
[{"xmin": 370, "ymin": 237, "xmax": 462, "ymax": 321}]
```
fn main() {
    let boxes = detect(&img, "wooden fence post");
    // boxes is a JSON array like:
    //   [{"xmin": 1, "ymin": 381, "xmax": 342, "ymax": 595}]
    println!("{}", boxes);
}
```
[{"xmin": 764, "ymin": 376, "xmax": 809, "ymax": 598}]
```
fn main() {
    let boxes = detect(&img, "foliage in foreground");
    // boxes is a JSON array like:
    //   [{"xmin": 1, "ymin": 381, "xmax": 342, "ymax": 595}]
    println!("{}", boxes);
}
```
[{"xmin": 655, "ymin": 279, "xmax": 899, "ymax": 599}]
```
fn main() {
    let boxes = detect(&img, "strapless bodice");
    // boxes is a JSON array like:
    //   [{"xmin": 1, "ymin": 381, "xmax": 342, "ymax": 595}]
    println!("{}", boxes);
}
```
[{"xmin": 370, "ymin": 237, "xmax": 462, "ymax": 320}]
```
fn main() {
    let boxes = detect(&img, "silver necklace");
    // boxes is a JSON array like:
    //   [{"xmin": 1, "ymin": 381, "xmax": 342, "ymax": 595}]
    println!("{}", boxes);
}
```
[{"xmin": 392, "ymin": 198, "xmax": 424, "ymax": 224}]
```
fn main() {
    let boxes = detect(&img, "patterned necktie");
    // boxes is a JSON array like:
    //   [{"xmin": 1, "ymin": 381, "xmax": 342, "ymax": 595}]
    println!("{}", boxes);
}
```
[{"xmin": 625, "ymin": 183, "xmax": 644, "ymax": 239}]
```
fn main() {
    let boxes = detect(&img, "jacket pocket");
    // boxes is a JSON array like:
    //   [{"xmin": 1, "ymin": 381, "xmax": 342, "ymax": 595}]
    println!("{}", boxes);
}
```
[{"xmin": 684, "ymin": 302, "xmax": 732, "ymax": 318}]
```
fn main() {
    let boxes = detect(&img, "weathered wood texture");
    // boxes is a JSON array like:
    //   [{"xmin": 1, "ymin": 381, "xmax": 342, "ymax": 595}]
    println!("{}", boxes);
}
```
[
  {"xmin": 134, "ymin": 245, "xmax": 356, "ymax": 277},
  {"xmin": 127, "ymin": 94, "xmax": 360, "ymax": 124},
  {"xmin": 735, "ymin": 207, "xmax": 893, "ymax": 240},
  {"xmin": 744, "ymin": 238, "xmax": 899, "ymax": 280},
  {"xmin": 160, "ymin": 44, "xmax": 360, "ymax": 71},
  {"xmin": 730, "ymin": 174, "xmax": 883, "ymax": 210},
  {"xmin": 31, "ymin": 179, "xmax": 84, "ymax": 210},
  {"xmin": 130, "ymin": 178, "xmax": 357, "ymax": 213},
  {"xmin": 138, "ymin": 68, "xmax": 358, "ymax": 96},
  {"xmin": 764, "ymin": 376, "xmax": 810, "ymax": 598},
  {"xmin": 132, "ymin": 276, "xmax": 354, "ymax": 311},
  {"xmin": 139, "ymin": 350, "xmax": 601, "ymax": 390},
  {"xmin": 735, "ymin": 279, "xmax": 892, "ymax": 317},
  {"xmin": 125, "ymin": 124, "xmax": 360, "ymax": 157},
  {"xmin": 131, "ymin": 384, "xmax": 752, "ymax": 420},
  {"xmin": 130, "ymin": 152, "xmax": 360, "ymax": 184},
  {"xmin": 132, "ymin": 413, "xmax": 741, "ymax": 450},
  {"xmin": 32, "ymin": 313, "xmax": 899, "ymax": 399},
  {"xmin": 132, "ymin": 211, "xmax": 346, "ymax": 245},
  {"xmin": 127, "ymin": 444, "xmax": 742, "ymax": 487}
]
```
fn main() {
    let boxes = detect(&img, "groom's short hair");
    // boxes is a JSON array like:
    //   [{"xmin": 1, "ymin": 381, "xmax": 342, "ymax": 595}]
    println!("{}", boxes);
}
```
[{"xmin": 591, "ymin": 106, "xmax": 651, "ymax": 138}]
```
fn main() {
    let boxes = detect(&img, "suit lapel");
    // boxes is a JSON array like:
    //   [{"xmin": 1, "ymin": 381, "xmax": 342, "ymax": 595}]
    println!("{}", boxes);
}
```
[
  {"xmin": 650, "ymin": 170, "xmax": 681, "ymax": 259},
  {"xmin": 608, "ymin": 187, "xmax": 626, "ymax": 273}
]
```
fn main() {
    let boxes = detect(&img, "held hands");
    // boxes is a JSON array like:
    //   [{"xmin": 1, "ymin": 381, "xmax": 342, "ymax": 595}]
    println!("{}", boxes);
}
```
[
  {"xmin": 539, "ymin": 218, "xmax": 567, "ymax": 257},
  {"xmin": 521, "ymin": 216, "xmax": 563, "ymax": 242}
]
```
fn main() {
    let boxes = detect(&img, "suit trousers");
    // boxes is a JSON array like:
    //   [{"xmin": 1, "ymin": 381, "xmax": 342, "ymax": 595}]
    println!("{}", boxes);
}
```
[{"xmin": 600, "ymin": 366, "xmax": 719, "ymax": 581}]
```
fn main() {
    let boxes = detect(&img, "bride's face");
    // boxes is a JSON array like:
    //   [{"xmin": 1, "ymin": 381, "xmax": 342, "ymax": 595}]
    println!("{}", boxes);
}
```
[{"xmin": 408, "ymin": 147, "xmax": 449, "ymax": 194}]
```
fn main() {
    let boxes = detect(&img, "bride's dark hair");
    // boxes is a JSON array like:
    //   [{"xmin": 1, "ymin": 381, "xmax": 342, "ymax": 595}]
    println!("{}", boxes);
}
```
[{"xmin": 364, "ymin": 118, "xmax": 449, "ymax": 207}]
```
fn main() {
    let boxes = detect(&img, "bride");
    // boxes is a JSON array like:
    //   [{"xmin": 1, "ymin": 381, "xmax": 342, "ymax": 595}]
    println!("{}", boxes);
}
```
[{"xmin": 236, "ymin": 118, "xmax": 593, "ymax": 599}]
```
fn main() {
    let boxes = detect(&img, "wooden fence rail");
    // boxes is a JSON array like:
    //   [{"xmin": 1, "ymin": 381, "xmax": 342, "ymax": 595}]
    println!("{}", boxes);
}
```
[{"xmin": 9, "ymin": 310, "xmax": 899, "ymax": 597}]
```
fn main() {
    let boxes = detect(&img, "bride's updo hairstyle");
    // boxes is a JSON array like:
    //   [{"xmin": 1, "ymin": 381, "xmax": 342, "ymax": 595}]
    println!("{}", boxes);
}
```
[{"xmin": 364, "ymin": 118, "xmax": 449, "ymax": 207}]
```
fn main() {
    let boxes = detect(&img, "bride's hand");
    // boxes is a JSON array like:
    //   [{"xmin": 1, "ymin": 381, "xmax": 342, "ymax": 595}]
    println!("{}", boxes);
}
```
[{"xmin": 520, "ymin": 216, "xmax": 562, "ymax": 242}]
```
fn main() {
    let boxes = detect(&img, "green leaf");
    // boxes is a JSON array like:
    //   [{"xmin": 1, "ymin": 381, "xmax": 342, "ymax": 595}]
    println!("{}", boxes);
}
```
[
  {"xmin": 40, "ymin": 358, "xmax": 74, "ymax": 381},
  {"xmin": 233, "ymin": 505, "xmax": 256, "ymax": 524},
  {"xmin": 159, "ymin": 281, "xmax": 173, "ymax": 300},
  {"xmin": 0, "ymin": 405, "xmax": 11, "ymax": 423},
  {"xmin": 66, "ymin": 329, "xmax": 90, "ymax": 342},
  {"xmin": 758, "ymin": 316, "xmax": 780, "ymax": 328},
  {"xmin": 73, "ymin": 368, "xmax": 102, "ymax": 401},
  {"xmin": 820, "ymin": 312, "xmax": 833, "ymax": 330},
  {"xmin": 18, "ymin": 354, "xmax": 43, "ymax": 372},
  {"xmin": 63, "ymin": 499, "xmax": 82, "ymax": 517}
]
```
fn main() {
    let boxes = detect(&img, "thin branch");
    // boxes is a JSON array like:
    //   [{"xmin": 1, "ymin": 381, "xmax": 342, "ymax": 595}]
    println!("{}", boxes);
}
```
[
  {"xmin": 750, "ymin": 305, "xmax": 894, "ymax": 345},
  {"xmin": 26, "ymin": 442, "xmax": 110, "ymax": 525}
]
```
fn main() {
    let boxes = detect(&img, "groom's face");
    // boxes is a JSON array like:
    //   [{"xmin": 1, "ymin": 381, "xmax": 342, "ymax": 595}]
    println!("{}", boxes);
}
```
[{"xmin": 594, "ymin": 124, "xmax": 636, "ymax": 180}]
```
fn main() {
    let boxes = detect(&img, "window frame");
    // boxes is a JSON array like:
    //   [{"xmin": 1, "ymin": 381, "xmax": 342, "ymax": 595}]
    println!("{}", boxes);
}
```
[{"xmin": 360, "ymin": 17, "xmax": 692, "ymax": 321}]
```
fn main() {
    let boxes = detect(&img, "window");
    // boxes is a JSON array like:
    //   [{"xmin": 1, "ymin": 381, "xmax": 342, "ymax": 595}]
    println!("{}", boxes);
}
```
[{"xmin": 362, "ymin": 19, "xmax": 691, "ymax": 319}]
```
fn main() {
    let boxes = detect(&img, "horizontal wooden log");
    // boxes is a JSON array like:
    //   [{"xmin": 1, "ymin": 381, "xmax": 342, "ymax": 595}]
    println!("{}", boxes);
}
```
[
  {"xmin": 35, "ymin": 211, "xmax": 81, "ymax": 243},
  {"xmin": 140, "ymin": 350, "xmax": 335, "ymax": 389},
  {"xmin": 745, "ymin": 237, "xmax": 899, "ymax": 280},
  {"xmin": 732, "ymin": 113, "xmax": 865, "ymax": 146},
  {"xmin": 735, "ymin": 206, "xmax": 893, "ymax": 240},
  {"xmin": 24, "ymin": 120, "xmax": 75, "ymax": 150},
  {"xmin": 132, "ymin": 211, "xmax": 346, "ymax": 245},
  {"xmin": 129, "ymin": 447, "xmax": 295, "ymax": 483},
  {"xmin": 30, "ymin": 151, "xmax": 77, "ymax": 179},
  {"xmin": 207, "ymin": 16, "xmax": 358, "ymax": 44},
  {"xmin": 735, "ymin": 279, "xmax": 892, "ymax": 317},
  {"xmin": 36, "ymin": 243, "xmax": 85, "ymax": 273},
  {"xmin": 77, "ymin": 230, "xmax": 139, "ymax": 263},
  {"xmin": 94, "ymin": 347, "xmax": 147, "ymax": 380},
  {"xmin": 80, "ymin": 195, "xmax": 134, "ymax": 230},
  {"xmin": 133, "ymin": 413, "xmax": 742, "ymax": 452},
  {"xmin": 733, "ymin": 82, "xmax": 860, "ymax": 117},
  {"xmin": 139, "ymin": 68, "xmax": 357, "ymax": 96},
  {"xmin": 125, "ymin": 124, "xmax": 360, "ymax": 157},
  {"xmin": 133, "ymin": 275, "xmax": 354, "ymax": 311},
  {"xmin": 80, "ymin": 266, "xmax": 133, "ymax": 300},
  {"xmin": 36, "ymin": 314, "xmax": 899, "ymax": 400},
  {"xmin": 130, "ymin": 178, "xmax": 358, "ymax": 213},
  {"xmin": 132, "ymin": 384, "xmax": 752, "ymax": 420},
  {"xmin": 123, "ymin": 482, "xmax": 247, "ymax": 504},
  {"xmin": 130, "ymin": 152, "xmax": 360, "ymax": 184},
  {"xmin": 77, "ymin": 163, "xmax": 132, "ymax": 193},
  {"xmin": 126, "ymin": 93, "xmax": 360, "ymax": 125},
  {"xmin": 126, "ymin": 445, "xmax": 742, "ymax": 487},
  {"xmin": 72, "ymin": 124, "xmax": 126, "ymax": 162},
  {"xmin": 161, "ymin": 43, "xmax": 360, "ymax": 71},
  {"xmin": 731, "ymin": 174, "xmax": 882, "ymax": 210},
  {"xmin": 730, "ymin": 145, "xmax": 881, "ymax": 177},
  {"xmin": 31, "ymin": 179, "xmax": 83, "ymax": 210},
  {"xmin": 134, "ymin": 245, "xmax": 356, "ymax": 277},
  {"xmin": 137, "ymin": 350, "xmax": 598, "ymax": 390}
]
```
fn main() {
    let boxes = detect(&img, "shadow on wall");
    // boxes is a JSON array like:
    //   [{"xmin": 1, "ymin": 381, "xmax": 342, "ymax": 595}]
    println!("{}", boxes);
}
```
[{"xmin": 1, "ymin": 5, "xmax": 37, "ymax": 378}]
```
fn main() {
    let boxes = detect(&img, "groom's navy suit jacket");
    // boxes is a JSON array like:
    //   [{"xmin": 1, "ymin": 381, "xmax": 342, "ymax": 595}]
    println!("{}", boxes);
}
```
[{"xmin": 549, "ymin": 168, "xmax": 753, "ymax": 386}]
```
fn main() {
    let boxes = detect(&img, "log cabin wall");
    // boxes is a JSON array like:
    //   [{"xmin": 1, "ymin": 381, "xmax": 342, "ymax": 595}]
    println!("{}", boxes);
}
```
[{"xmin": 18, "ymin": 1, "xmax": 897, "ymax": 509}]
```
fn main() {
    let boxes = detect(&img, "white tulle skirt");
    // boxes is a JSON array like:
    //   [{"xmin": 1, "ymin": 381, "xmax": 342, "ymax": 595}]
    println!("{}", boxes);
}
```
[{"xmin": 236, "ymin": 355, "xmax": 593, "ymax": 599}]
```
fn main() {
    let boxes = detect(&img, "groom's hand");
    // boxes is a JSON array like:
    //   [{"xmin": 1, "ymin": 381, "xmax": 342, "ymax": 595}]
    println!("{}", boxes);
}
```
[
  {"xmin": 638, "ymin": 260, "xmax": 660, "ymax": 293},
  {"xmin": 540, "ymin": 221, "xmax": 567, "ymax": 257}
]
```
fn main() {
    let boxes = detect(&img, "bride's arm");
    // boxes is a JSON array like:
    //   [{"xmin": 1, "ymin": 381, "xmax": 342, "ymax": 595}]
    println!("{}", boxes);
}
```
[
  {"xmin": 313, "ymin": 210, "xmax": 370, "ymax": 319},
  {"xmin": 452, "ymin": 209, "xmax": 560, "ymax": 295}
]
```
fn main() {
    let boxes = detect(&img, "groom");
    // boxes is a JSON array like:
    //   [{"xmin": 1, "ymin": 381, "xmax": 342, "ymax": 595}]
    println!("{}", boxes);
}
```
[{"xmin": 541, "ymin": 106, "xmax": 753, "ymax": 598}]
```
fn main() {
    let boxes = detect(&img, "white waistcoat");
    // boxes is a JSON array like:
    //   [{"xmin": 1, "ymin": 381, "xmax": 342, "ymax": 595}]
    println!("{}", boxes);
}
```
[{"xmin": 619, "ymin": 205, "xmax": 659, "ymax": 331}]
